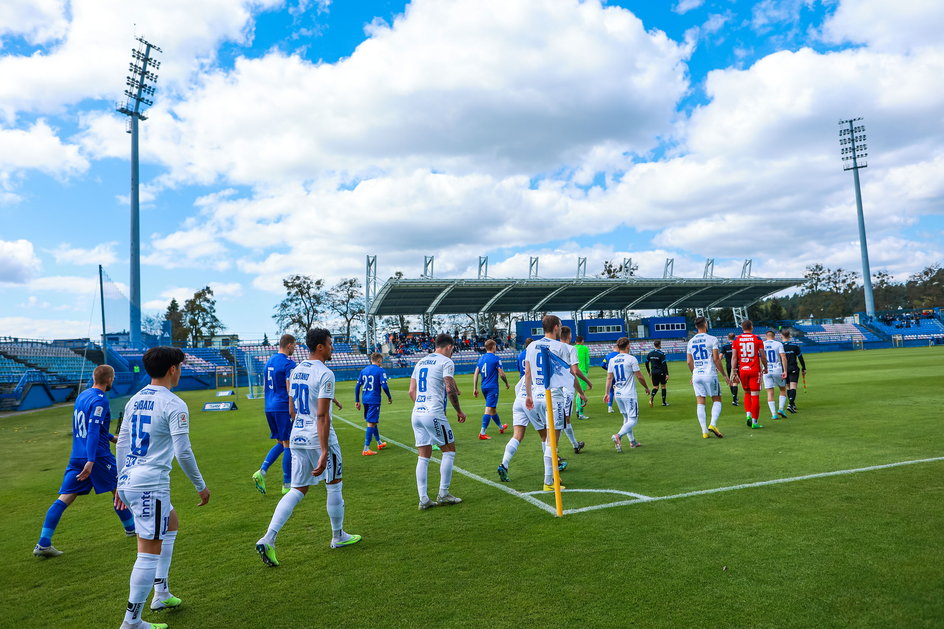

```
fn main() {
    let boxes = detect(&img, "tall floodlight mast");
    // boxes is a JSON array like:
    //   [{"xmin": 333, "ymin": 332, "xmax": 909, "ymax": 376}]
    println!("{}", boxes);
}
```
[
  {"xmin": 117, "ymin": 37, "xmax": 162, "ymax": 346},
  {"xmin": 839, "ymin": 117, "xmax": 875, "ymax": 318}
]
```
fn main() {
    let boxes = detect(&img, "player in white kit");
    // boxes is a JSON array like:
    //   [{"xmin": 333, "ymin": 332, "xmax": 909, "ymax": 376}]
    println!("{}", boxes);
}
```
[
  {"xmin": 115, "ymin": 347, "xmax": 210, "ymax": 629},
  {"xmin": 559, "ymin": 326, "xmax": 591, "ymax": 454},
  {"xmin": 603, "ymin": 337, "xmax": 651, "ymax": 452},
  {"xmin": 410, "ymin": 333, "xmax": 467, "ymax": 510},
  {"xmin": 524, "ymin": 315, "xmax": 585, "ymax": 490},
  {"xmin": 762, "ymin": 330, "xmax": 789, "ymax": 421},
  {"xmin": 255, "ymin": 328, "xmax": 361, "ymax": 568},
  {"xmin": 686, "ymin": 316, "xmax": 729, "ymax": 439}
]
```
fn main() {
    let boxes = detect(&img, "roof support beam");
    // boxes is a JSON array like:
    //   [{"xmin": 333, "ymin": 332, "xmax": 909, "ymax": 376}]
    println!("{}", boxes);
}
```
[
  {"xmin": 425, "ymin": 280, "xmax": 461, "ymax": 315},
  {"xmin": 579, "ymin": 284, "xmax": 623, "ymax": 312},
  {"xmin": 665, "ymin": 285, "xmax": 713, "ymax": 311},
  {"xmin": 706, "ymin": 284, "xmax": 753, "ymax": 309},
  {"xmin": 531, "ymin": 283, "xmax": 575, "ymax": 312},
  {"xmin": 479, "ymin": 282, "xmax": 519, "ymax": 314},
  {"xmin": 624, "ymin": 285, "xmax": 669, "ymax": 310}
]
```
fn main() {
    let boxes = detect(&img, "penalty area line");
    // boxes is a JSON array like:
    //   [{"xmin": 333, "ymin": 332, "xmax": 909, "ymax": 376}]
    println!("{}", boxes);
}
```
[
  {"xmin": 332, "ymin": 413, "xmax": 558, "ymax": 515},
  {"xmin": 561, "ymin": 455, "xmax": 944, "ymax": 516}
]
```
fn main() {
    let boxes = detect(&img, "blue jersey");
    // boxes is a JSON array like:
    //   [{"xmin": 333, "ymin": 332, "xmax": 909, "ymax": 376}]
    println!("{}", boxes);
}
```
[
  {"xmin": 602, "ymin": 351, "xmax": 619, "ymax": 371},
  {"xmin": 69, "ymin": 387, "xmax": 113, "ymax": 462},
  {"xmin": 355, "ymin": 364, "xmax": 391, "ymax": 405},
  {"xmin": 477, "ymin": 353, "xmax": 503, "ymax": 389},
  {"xmin": 517, "ymin": 349, "xmax": 527, "ymax": 377},
  {"xmin": 264, "ymin": 352, "xmax": 296, "ymax": 411}
]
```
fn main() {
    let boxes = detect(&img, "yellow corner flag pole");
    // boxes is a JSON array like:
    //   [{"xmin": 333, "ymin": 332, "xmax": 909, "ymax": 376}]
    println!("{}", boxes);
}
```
[{"xmin": 542, "ymin": 346, "xmax": 564, "ymax": 517}]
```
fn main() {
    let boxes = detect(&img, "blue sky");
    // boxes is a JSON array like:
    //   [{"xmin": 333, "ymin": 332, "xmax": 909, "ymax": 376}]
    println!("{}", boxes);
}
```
[{"xmin": 1, "ymin": 0, "xmax": 942, "ymax": 340}]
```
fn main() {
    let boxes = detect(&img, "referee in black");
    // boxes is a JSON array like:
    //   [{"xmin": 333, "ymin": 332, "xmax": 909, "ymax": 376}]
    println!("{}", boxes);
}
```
[
  {"xmin": 780, "ymin": 329, "xmax": 806, "ymax": 413},
  {"xmin": 720, "ymin": 332, "xmax": 739, "ymax": 406},
  {"xmin": 645, "ymin": 340, "xmax": 669, "ymax": 407}
]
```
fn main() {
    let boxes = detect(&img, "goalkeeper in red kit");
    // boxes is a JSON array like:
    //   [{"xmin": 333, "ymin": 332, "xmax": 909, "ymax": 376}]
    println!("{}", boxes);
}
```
[{"xmin": 731, "ymin": 319, "xmax": 768, "ymax": 429}]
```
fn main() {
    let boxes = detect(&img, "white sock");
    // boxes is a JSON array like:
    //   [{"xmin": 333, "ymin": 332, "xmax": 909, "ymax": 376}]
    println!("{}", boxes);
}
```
[
  {"xmin": 124, "ymin": 552, "xmax": 160, "ymax": 624},
  {"xmin": 501, "ymin": 438, "xmax": 520, "ymax": 469},
  {"xmin": 542, "ymin": 441, "xmax": 553, "ymax": 485},
  {"xmin": 416, "ymin": 457, "xmax": 430, "ymax": 501},
  {"xmin": 710, "ymin": 401, "xmax": 722, "ymax": 426},
  {"xmin": 264, "ymin": 488, "xmax": 305, "ymax": 542},
  {"xmin": 153, "ymin": 530, "xmax": 177, "ymax": 596},
  {"xmin": 326, "ymin": 482, "xmax": 344, "ymax": 537},
  {"xmin": 439, "ymin": 451, "xmax": 455, "ymax": 495},
  {"xmin": 618, "ymin": 415, "xmax": 637, "ymax": 441},
  {"xmin": 768, "ymin": 400, "xmax": 777, "ymax": 416},
  {"xmin": 696, "ymin": 404, "xmax": 707, "ymax": 432},
  {"xmin": 779, "ymin": 395, "xmax": 786, "ymax": 411},
  {"xmin": 563, "ymin": 424, "xmax": 578, "ymax": 447}
]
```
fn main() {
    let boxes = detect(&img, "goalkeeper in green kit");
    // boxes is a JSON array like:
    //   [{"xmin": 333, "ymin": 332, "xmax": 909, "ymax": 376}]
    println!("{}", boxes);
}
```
[{"xmin": 574, "ymin": 336, "xmax": 591, "ymax": 419}]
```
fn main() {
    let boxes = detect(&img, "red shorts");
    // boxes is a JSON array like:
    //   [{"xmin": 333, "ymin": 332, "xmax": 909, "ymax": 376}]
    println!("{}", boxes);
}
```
[{"xmin": 738, "ymin": 370, "xmax": 760, "ymax": 392}]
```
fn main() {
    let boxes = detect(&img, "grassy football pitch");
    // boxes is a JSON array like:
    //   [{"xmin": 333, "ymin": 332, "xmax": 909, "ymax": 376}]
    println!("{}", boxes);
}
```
[{"xmin": 1, "ymin": 347, "xmax": 942, "ymax": 628}]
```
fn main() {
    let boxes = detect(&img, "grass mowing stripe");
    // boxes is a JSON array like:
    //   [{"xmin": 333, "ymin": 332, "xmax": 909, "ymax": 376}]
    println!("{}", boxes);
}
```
[
  {"xmin": 332, "ymin": 412, "xmax": 558, "ymax": 515},
  {"xmin": 559, "ymin": 455, "xmax": 944, "ymax": 515}
]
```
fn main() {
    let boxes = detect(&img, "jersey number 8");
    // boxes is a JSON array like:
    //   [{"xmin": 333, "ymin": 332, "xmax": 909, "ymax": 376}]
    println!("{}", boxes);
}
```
[{"xmin": 418, "ymin": 368, "xmax": 428, "ymax": 393}]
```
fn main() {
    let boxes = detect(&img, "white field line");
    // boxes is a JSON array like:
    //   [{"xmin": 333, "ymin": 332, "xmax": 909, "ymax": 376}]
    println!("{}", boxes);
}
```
[
  {"xmin": 559, "ymin": 455, "xmax": 944, "ymax": 515},
  {"xmin": 333, "ymin": 413, "xmax": 558, "ymax": 515},
  {"xmin": 523, "ymin": 488, "xmax": 653, "ymax": 500}
]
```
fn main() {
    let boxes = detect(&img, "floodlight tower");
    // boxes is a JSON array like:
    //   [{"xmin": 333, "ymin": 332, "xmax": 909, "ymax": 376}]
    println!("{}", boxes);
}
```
[
  {"xmin": 117, "ymin": 36, "xmax": 162, "ymax": 346},
  {"xmin": 839, "ymin": 117, "xmax": 875, "ymax": 317}
]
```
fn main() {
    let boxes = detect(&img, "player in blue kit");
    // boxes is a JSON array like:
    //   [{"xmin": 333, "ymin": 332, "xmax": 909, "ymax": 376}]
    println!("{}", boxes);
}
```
[
  {"xmin": 33, "ymin": 365, "xmax": 135, "ymax": 557},
  {"xmin": 252, "ymin": 334, "xmax": 297, "ymax": 496},
  {"xmin": 473, "ymin": 339, "xmax": 510, "ymax": 439},
  {"xmin": 355, "ymin": 353, "xmax": 392, "ymax": 455},
  {"xmin": 601, "ymin": 344, "xmax": 620, "ymax": 414},
  {"xmin": 516, "ymin": 338, "xmax": 532, "ymax": 377}
]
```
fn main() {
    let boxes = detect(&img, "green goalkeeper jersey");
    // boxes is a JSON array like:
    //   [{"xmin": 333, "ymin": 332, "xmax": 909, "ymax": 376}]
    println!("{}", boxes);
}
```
[{"xmin": 576, "ymin": 343, "xmax": 590, "ymax": 373}]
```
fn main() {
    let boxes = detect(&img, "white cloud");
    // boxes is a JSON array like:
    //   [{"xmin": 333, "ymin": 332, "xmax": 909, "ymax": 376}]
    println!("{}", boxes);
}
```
[
  {"xmin": 0, "ymin": 0, "xmax": 69, "ymax": 47},
  {"xmin": 0, "ymin": 120, "xmax": 88, "ymax": 180},
  {"xmin": 673, "ymin": 0, "xmax": 704, "ymax": 15},
  {"xmin": 0, "ymin": 316, "xmax": 93, "ymax": 339},
  {"xmin": 821, "ymin": 0, "xmax": 944, "ymax": 53},
  {"xmin": 0, "ymin": 0, "xmax": 282, "ymax": 121},
  {"xmin": 142, "ymin": 282, "xmax": 243, "ymax": 312},
  {"xmin": 52, "ymin": 242, "xmax": 119, "ymax": 266},
  {"xmin": 79, "ymin": 0, "xmax": 690, "ymax": 187},
  {"xmin": 0, "ymin": 239, "xmax": 42, "ymax": 283}
]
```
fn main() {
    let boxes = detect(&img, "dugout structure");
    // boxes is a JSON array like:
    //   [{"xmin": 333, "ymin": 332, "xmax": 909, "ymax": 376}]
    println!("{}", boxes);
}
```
[{"xmin": 365, "ymin": 275, "xmax": 802, "ymax": 336}]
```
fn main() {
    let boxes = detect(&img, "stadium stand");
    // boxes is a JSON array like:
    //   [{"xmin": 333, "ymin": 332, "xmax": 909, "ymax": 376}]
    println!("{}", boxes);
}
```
[
  {"xmin": 0, "ymin": 354, "xmax": 28, "ymax": 384},
  {"xmin": 0, "ymin": 340, "xmax": 98, "ymax": 383},
  {"xmin": 867, "ymin": 317, "xmax": 944, "ymax": 340}
]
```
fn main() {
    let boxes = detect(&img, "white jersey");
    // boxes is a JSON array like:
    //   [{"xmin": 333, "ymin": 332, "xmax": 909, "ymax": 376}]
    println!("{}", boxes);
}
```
[
  {"xmin": 607, "ymin": 353, "xmax": 641, "ymax": 398},
  {"xmin": 687, "ymin": 332, "xmax": 721, "ymax": 377},
  {"xmin": 118, "ymin": 385, "xmax": 192, "ymax": 491},
  {"xmin": 289, "ymin": 360, "xmax": 338, "ymax": 450},
  {"xmin": 763, "ymin": 340, "xmax": 786, "ymax": 375},
  {"xmin": 411, "ymin": 352, "xmax": 455, "ymax": 416},
  {"xmin": 525, "ymin": 337, "xmax": 576, "ymax": 395},
  {"xmin": 562, "ymin": 344, "xmax": 578, "ymax": 394}
]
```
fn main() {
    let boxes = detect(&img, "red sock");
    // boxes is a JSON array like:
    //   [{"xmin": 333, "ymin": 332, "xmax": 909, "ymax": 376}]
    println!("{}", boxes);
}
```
[{"xmin": 751, "ymin": 394, "xmax": 759, "ymax": 419}]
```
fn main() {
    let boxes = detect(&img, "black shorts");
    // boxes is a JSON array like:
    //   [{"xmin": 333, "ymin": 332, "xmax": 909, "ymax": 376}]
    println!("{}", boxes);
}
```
[
  {"xmin": 650, "ymin": 372, "xmax": 667, "ymax": 386},
  {"xmin": 786, "ymin": 368, "xmax": 800, "ymax": 384}
]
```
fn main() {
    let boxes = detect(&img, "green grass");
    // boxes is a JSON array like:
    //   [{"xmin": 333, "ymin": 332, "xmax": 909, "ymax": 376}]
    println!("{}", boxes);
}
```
[{"xmin": 2, "ymin": 347, "xmax": 943, "ymax": 628}]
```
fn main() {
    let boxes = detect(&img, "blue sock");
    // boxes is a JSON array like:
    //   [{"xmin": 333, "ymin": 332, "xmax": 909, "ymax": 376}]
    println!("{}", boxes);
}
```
[
  {"xmin": 261, "ymin": 443, "xmax": 284, "ymax": 472},
  {"xmin": 281, "ymin": 448, "xmax": 292, "ymax": 485},
  {"xmin": 492, "ymin": 414, "xmax": 502, "ymax": 427},
  {"xmin": 114, "ymin": 504, "xmax": 135, "ymax": 533},
  {"xmin": 371, "ymin": 426, "xmax": 380, "ymax": 444},
  {"xmin": 481, "ymin": 415, "xmax": 490, "ymax": 433},
  {"xmin": 39, "ymin": 499, "xmax": 68, "ymax": 547},
  {"xmin": 364, "ymin": 426, "xmax": 373, "ymax": 448}
]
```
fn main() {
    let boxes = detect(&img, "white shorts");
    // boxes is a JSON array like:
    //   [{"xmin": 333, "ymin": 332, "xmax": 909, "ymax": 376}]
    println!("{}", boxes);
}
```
[
  {"xmin": 692, "ymin": 376, "xmax": 721, "ymax": 398},
  {"xmin": 530, "ymin": 392, "xmax": 566, "ymax": 431},
  {"xmin": 118, "ymin": 488, "xmax": 172, "ymax": 541},
  {"xmin": 563, "ymin": 391, "xmax": 574, "ymax": 417},
  {"xmin": 763, "ymin": 373, "xmax": 786, "ymax": 389},
  {"xmin": 512, "ymin": 397, "xmax": 541, "ymax": 428},
  {"xmin": 290, "ymin": 444, "xmax": 342, "ymax": 487},
  {"xmin": 616, "ymin": 396, "xmax": 638, "ymax": 420},
  {"xmin": 412, "ymin": 413, "xmax": 455, "ymax": 447}
]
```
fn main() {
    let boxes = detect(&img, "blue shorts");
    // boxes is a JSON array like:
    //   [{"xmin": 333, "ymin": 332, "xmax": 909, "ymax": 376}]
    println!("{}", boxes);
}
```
[
  {"xmin": 58, "ymin": 456, "xmax": 118, "ymax": 495},
  {"xmin": 363, "ymin": 403, "xmax": 381, "ymax": 424},
  {"xmin": 482, "ymin": 387, "xmax": 499, "ymax": 407},
  {"xmin": 266, "ymin": 410, "xmax": 292, "ymax": 442}
]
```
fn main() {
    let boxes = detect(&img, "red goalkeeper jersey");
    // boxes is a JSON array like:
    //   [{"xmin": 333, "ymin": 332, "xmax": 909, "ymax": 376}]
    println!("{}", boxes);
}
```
[{"xmin": 732, "ymin": 333, "xmax": 765, "ymax": 373}]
